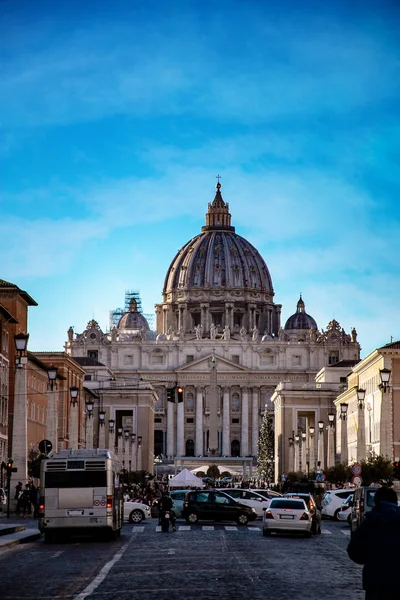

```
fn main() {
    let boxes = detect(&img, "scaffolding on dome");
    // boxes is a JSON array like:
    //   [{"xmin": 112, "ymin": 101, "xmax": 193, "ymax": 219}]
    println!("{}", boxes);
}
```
[{"xmin": 109, "ymin": 289, "xmax": 155, "ymax": 331}]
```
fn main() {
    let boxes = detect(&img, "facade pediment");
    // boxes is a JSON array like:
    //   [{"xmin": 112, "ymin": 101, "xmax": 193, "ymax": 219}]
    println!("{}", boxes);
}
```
[{"xmin": 177, "ymin": 354, "xmax": 248, "ymax": 373}]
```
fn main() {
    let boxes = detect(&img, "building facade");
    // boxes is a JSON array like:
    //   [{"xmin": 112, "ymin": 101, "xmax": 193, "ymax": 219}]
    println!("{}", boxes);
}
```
[
  {"xmin": 0, "ymin": 304, "xmax": 17, "ymax": 467},
  {"xmin": 66, "ymin": 184, "xmax": 361, "ymax": 475}
]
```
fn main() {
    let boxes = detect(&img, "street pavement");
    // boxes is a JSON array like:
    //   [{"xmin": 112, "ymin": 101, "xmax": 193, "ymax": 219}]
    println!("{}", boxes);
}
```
[{"xmin": 0, "ymin": 518, "xmax": 364, "ymax": 600}]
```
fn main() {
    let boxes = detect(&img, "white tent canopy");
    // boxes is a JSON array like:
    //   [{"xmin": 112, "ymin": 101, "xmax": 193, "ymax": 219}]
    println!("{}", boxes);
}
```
[{"xmin": 168, "ymin": 468, "xmax": 204, "ymax": 488}]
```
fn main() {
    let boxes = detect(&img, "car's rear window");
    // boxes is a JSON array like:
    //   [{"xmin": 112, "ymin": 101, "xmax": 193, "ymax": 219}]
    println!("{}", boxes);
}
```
[
  {"xmin": 270, "ymin": 499, "xmax": 305, "ymax": 510},
  {"xmin": 287, "ymin": 494, "xmax": 310, "ymax": 507}
]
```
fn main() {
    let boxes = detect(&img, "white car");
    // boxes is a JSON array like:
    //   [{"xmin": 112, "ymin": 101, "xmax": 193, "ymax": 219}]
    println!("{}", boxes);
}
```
[
  {"xmin": 262, "ymin": 497, "xmax": 312, "ymax": 537},
  {"xmin": 222, "ymin": 488, "xmax": 272, "ymax": 517},
  {"xmin": 321, "ymin": 489, "xmax": 355, "ymax": 519},
  {"xmin": 123, "ymin": 501, "xmax": 152, "ymax": 524},
  {"xmin": 337, "ymin": 495, "xmax": 353, "ymax": 524}
]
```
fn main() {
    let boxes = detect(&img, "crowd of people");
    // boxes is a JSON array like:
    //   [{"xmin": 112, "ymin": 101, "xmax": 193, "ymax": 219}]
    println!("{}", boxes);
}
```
[{"xmin": 14, "ymin": 481, "xmax": 40, "ymax": 518}]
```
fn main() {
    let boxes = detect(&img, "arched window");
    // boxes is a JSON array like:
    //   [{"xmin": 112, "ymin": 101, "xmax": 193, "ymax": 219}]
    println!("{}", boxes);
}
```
[
  {"xmin": 185, "ymin": 439, "xmax": 195, "ymax": 457},
  {"xmin": 186, "ymin": 393, "xmax": 194, "ymax": 411},
  {"xmin": 231, "ymin": 393, "xmax": 240, "ymax": 412},
  {"xmin": 231, "ymin": 439, "xmax": 240, "ymax": 457}
]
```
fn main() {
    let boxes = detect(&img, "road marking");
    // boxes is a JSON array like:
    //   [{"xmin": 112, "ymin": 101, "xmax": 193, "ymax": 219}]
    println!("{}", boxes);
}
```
[
  {"xmin": 341, "ymin": 530, "xmax": 351, "ymax": 536},
  {"xmin": 247, "ymin": 527, "xmax": 259, "ymax": 531},
  {"xmin": 224, "ymin": 526, "xmax": 237, "ymax": 531},
  {"xmin": 132, "ymin": 526, "xmax": 144, "ymax": 533},
  {"xmin": 156, "ymin": 526, "xmax": 161, "ymax": 532},
  {"xmin": 322, "ymin": 529, "xmax": 332, "ymax": 535},
  {"xmin": 167, "ymin": 549, "xmax": 175, "ymax": 555},
  {"xmin": 178, "ymin": 525, "xmax": 191, "ymax": 531},
  {"xmin": 50, "ymin": 550, "xmax": 64, "ymax": 559},
  {"xmin": 72, "ymin": 537, "xmax": 132, "ymax": 600},
  {"xmin": 202, "ymin": 526, "xmax": 214, "ymax": 530}
]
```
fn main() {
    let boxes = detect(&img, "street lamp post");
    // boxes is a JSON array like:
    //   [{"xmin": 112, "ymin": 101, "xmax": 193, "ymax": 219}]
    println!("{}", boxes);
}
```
[
  {"xmin": 124, "ymin": 430, "xmax": 130, "ymax": 471},
  {"xmin": 357, "ymin": 388, "xmax": 366, "ymax": 462},
  {"xmin": 379, "ymin": 368, "xmax": 391, "ymax": 392},
  {"xmin": 117, "ymin": 427, "xmax": 123, "ymax": 456},
  {"xmin": 130, "ymin": 433, "xmax": 136, "ymax": 471},
  {"xmin": 11, "ymin": 333, "xmax": 29, "ymax": 487},
  {"xmin": 137, "ymin": 436, "xmax": 143, "ymax": 471},
  {"xmin": 327, "ymin": 413, "xmax": 335, "ymax": 468},
  {"xmin": 46, "ymin": 365, "xmax": 58, "ymax": 454},
  {"xmin": 85, "ymin": 400, "xmax": 94, "ymax": 449},
  {"xmin": 288, "ymin": 437, "xmax": 294, "ymax": 473},
  {"xmin": 98, "ymin": 409, "xmax": 106, "ymax": 448},
  {"xmin": 301, "ymin": 432, "xmax": 307, "ymax": 474},
  {"xmin": 108, "ymin": 419, "xmax": 115, "ymax": 451},
  {"xmin": 317, "ymin": 421, "xmax": 325, "ymax": 471},
  {"xmin": 69, "ymin": 387, "xmax": 79, "ymax": 449},
  {"xmin": 308, "ymin": 426, "xmax": 315, "ymax": 473},
  {"xmin": 340, "ymin": 403, "xmax": 348, "ymax": 464}
]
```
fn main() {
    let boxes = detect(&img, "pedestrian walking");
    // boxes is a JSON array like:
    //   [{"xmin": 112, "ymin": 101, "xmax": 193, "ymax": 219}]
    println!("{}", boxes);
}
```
[
  {"xmin": 347, "ymin": 486, "xmax": 400, "ymax": 600},
  {"xmin": 14, "ymin": 481, "xmax": 22, "ymax": 500}
]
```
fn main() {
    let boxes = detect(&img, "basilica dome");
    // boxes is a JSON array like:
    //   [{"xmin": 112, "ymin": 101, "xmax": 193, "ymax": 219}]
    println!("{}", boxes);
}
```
[
  {"xmin": 284, "ymin": 296, "xmax": 317, "ymax": 330},
  {"xmin": 157, "ymin": 183, "xmax": 280, "ymax": 338},
  {"xmin": 163, "ymin": 183, "xmax": 273, "ymax": 295},
  {"xmin": 117, "ymin": 298, "xmax": 150, "ymax": 331}
]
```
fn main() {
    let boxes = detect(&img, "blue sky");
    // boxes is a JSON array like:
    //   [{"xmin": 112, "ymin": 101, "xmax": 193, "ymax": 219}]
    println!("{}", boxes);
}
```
[{"xmin": 1, "ymin": 0, "xmax": 399, "ymax": 356}]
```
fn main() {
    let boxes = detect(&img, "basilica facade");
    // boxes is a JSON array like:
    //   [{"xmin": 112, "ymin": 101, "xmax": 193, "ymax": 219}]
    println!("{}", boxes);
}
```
[{"xmin": 65, "ymin": 183, "xmax": 361, "ymax": 476}]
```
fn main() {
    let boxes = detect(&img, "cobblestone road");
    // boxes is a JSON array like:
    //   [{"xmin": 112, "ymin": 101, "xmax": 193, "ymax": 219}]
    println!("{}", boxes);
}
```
[{"xmin": 0, "ymin": 519, "xmax": 364, "ymax": 600}]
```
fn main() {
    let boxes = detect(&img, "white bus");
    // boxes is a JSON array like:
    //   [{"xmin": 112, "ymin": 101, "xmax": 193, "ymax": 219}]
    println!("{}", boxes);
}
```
[{"xmin": 38, "ymin": 448, "xmax": 123, "ymax": 543}]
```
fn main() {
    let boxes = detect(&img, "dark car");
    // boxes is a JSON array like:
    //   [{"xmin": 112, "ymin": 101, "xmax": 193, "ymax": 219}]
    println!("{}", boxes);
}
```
[
  {"xmin": 284, "ymin": 493, "xmax": 322, "ymax": 535},
  {"xmin": 182, "ymin": 490, "xmax": 257, "ymax": 525}
]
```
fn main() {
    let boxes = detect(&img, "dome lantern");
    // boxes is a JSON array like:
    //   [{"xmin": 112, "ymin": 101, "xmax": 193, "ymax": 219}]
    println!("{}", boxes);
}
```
[{"xmin": 202, "ymin": 181, "xmax": 235, "ymax": 232}]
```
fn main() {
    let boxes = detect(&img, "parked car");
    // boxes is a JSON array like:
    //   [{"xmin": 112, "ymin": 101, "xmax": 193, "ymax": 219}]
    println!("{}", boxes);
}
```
[
  {"xmin": 169, "ymin": 489, "xmax": 190, "ymax": 517},
  {"xmin": 337, "ymin": 494, "xmax": 353, "ymax": 524},
  {"xmin": 262, "ymin": 497, "xmax": 312, "ymax": 537},
  {"xmin": 123, "ymin": 500, "xmax": 152, "ymax": 524},
  {"xmin": 284, "ymin": 492, "xmax": 322, "ymax": 534},
  {"xmin": 182, "ymin": 490, "xmax": 257, "ymax": 525},
  {"xmin": 221, "ymin": 488, "xmax": 271, "ymax": 517},
  {"xmin": 250, "ymin": 489, "xmax": 283, "ymax": 500},
  {"xmin": 321, "ymin": 489, "xmax": 355, "ymax": 519}
]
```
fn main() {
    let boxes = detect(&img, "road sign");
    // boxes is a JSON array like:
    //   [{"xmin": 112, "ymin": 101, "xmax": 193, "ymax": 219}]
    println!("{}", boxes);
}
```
[
  {"xmin": 351, "ymin": 475, "xmax": 363, "ymax": 486},
  {"xmin": 351, "ymin": 464, "xmax": 362, "ymax": 476},
  {"xmin": 38, "ymin": 439, "xmax": 53, "ymax": 455},
  {"xmin": 316, "ymin": 472, "xmax": 326, "ymax": 482}
]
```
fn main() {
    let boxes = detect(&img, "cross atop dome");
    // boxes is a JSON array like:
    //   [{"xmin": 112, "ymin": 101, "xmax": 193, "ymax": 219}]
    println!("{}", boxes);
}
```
[{"xmin": 202, "ymin": 178, "xmax": 235, "ymax": 232}]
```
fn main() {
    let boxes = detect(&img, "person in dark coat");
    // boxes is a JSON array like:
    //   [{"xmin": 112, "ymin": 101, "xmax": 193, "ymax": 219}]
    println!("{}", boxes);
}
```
[{"xmin": 347, "ymin": 486, "xmax": 400, "ymax": 600}]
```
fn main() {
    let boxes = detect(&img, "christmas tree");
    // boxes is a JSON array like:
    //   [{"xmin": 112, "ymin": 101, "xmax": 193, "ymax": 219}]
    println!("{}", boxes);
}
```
[{"xmin": 257, "ymin": 411, "xmax": 274, "ymax": 482}]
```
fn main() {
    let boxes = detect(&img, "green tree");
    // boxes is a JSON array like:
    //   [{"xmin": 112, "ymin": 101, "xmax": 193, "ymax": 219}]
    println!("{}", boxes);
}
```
[
  {"xmin": 28, "ymin": 449, "xmax": 44, "ymax": 480},
  {"xmin": 359, "ymin": 456, "xmax": 394, "ymax": 486},
  {"xmin": 257, "ymin": 412, "xmax": 274, "ymax": 482},
  {"xmin": 325, "ymin": 463, "xmax": 352, "ymax": 487}
]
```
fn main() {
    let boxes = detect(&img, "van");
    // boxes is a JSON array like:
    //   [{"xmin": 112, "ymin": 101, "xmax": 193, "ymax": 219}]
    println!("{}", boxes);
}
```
[{"xmin": 349, "ymin": 486, "xmax": 400, "ymax": 535}]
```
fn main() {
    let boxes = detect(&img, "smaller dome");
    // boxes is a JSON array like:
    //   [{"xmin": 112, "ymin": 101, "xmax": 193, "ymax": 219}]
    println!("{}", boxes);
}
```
[
  {"xmin": 156, "ymin": 333, "xmax": 167, "ymax": 342},
  {"xmin": 261, "ymin": 333, "xmax": 273, "ymax": 342},
  {"xmin": 284, "ymin": 295, "xmax": 318, "ymax": 330},
  {"xmin": 118, "ymin": 305, "xmax": 150, "ymax": 331}
]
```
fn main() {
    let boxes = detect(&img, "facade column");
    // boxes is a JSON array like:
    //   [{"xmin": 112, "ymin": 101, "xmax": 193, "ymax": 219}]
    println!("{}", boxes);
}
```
[
  {"xmin": 177, "ymin": 401, "xmax": 185, "ymax": 456},
  {"xmin": 137, "ymin": 441, "xmax": 142, "ymax": 471},
  {"xmin": 117, "ymin": 430, "xmax": 123, "ymax": 457},
  {"xmin": 241, "ymin": 388, "xmax": 249, "ymax": 457},
  {"xmin": 301, "ymin": 434, "xmax": 307, "ymax": 473},
  {"xmin": 85, "ymin": 414, "xmax": 94, "ymax": 450},
  {"xmin": 167, "ymin": 399, "xmax": 175, "ymax": 458},
  {"xmin": 46, "ymin": 386, "xmax": 58, "ymax": 453},
  {"xmin": 327, "ymin": 424, "xmax": 335, "ymax": 468},
  {"xmin": 340, "ymin": 417, "xmax": 348, "ymax": 464},
  {"xmin": 195, "ymin": 388, "xmax": 204, "ymax": 456},
  {"xmin": 11, "ymin": 361, "xmax": 28, "ymax": 485},
  {"xmin": 222, "ymin": 387, "xmax": 230, "ymax": 456},
  {"xmin": 251, "ymin": 389, "xmax": 259, "ymax": 456},
  {"xmin": 317, "ymin": 425, "xmax": 325, "ymax": 470},
  {"xmin": 98, "ymin": 422, "xmax": 106, "ymax": 449},
  {"xmin": 294, "ymin": 437, "xmax": 300, "ymax": 472},
  {"xmin": 357, "ymin": 405, "xmax": 366, "ymax": 462}
]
